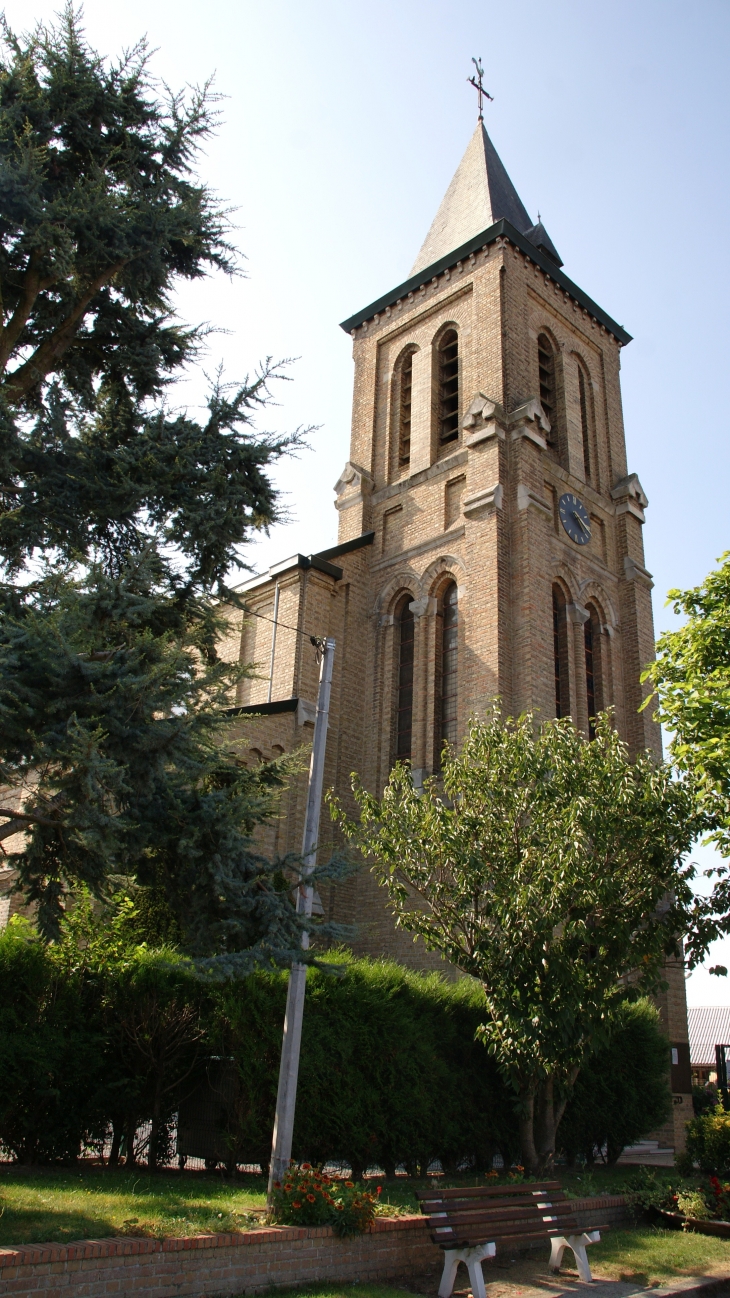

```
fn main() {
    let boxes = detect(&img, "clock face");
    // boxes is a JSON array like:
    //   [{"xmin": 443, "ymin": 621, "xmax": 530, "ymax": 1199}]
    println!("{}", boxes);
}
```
[{"xmin": 558, "ymin": 493, "xmax": 591, "ymax": 545}]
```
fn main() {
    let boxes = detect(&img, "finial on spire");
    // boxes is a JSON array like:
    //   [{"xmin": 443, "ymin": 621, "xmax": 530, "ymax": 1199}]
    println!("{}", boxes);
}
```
[{"xmin": 467, "ymin": 57, "xmax": 493, "ymax": 122}]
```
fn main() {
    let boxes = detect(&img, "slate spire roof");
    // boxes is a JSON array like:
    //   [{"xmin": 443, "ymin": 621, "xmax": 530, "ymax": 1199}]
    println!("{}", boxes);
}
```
[{"xmin": 410, "ymin": 121, "xmax": 563, "ymax": 276}]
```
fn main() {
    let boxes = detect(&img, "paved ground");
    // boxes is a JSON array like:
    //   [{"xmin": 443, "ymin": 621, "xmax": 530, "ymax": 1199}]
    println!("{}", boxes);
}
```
[{"xmin": 449, "ymin": 1259, "xmax": 728, "ymax": 1298}]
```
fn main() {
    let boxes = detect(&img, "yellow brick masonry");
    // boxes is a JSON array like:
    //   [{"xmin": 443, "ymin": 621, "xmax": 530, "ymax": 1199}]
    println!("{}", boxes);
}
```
[
  {"xmin": 0, "ymin": 1199, "xmax": 631, "ymax": 1298},
  {"xmin": 227, "ymin": 230, "xmax": 690, "ymax": 1140}
]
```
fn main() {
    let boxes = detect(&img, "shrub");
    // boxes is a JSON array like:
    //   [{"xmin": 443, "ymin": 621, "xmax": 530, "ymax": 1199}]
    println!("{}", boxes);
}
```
[
  {"xmin": 676, "ymin": 1187, "xmax": 711, "ymax": 1219},
  {"xmin": 559, "ymin": 999, "xmax": 672, "ymax": 1165},
  {"xmin": 686, "ymin": 1107, "xmax": 730, "ymax": 1174},
  {"xmin": 0, "ymin": 919, "xmax": 107, "ymax": 1162},
  {"xmin": 271, "ymin": 1162, "xmax": 381, "ymax": 1236},
  {"xmin": 214, "ymin": 953, "xmax": 519, "ymax": 1176}
]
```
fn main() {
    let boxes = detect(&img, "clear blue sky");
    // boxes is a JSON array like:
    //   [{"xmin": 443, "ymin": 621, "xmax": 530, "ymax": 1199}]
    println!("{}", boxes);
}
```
[{"xmin": 8, "ymin": 0, "xmax": 729, "ymax": 1002}]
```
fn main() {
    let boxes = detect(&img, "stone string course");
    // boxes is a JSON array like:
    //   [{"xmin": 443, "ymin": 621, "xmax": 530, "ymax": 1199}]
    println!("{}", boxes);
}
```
[{"xmin": 0, "ymin": 1198, "xmax": 630, "ymax": 1298}]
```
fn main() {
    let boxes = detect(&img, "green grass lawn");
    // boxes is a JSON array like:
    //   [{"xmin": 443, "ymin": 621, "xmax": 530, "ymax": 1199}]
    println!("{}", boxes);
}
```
[
  {"xmin": 0, "ymin": 1162, "xmax": 709, "ymax": 1252},
  {"xmin": 590, "ymin": 1225, "xmax": 730, "ymax": 1284}
]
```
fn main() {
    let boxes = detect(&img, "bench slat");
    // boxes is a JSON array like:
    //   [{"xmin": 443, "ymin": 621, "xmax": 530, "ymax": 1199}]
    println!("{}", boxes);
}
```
[
  {"xmin": 417, "ymin": 1181, "xmax": 562, "ymax": 1201},
  {"xmin": 417, "ymin": 1180, "xmax": 605, "ymax": 1253}
]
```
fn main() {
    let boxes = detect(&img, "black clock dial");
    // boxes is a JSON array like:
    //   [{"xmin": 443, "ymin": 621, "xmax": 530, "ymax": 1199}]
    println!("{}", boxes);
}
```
[{"xmin": 558, "ymin": 493, "xmax": 591, "ymax": 545}]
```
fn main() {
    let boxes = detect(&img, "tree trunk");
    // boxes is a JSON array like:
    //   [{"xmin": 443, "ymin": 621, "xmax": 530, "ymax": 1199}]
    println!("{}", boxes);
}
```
[
  {"xmin": 518, "ymin": 1089, "xmax": 539, "ymax": 1173},
  {"xmin": 109, "ymin": 1122, "xmax": 123, "ymax": 1168},
  {"xmin": 521, "ymin": 1069, "xmax": 579, "ymax": 1174},
  {"xmin": 124, "ymin": 1117, "xmax": 137, "ymax": 1167}
]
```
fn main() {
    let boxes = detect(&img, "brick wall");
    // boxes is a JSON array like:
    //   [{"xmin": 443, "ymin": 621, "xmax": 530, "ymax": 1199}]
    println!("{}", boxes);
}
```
[{"xmin": 0, "ymin": 1199, "xmax": 631, "ymax": 1298}]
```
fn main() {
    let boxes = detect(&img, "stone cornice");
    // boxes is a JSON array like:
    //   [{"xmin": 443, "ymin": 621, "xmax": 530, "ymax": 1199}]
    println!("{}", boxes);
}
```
[{"xmin": 340, "ymin": 218, "xmax": 632, "ymax": 346}]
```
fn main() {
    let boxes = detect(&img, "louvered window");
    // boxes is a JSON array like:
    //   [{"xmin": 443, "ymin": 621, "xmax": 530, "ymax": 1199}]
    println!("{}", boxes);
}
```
[
  {"xmin": 399, "ymin": 352, "xmax": 413, "ymax": 466},
  {"xmin": 438, "ymin": 330, "xmax": 459, "ymax": 444},
  {"xmin": 578, "ymin": 365, "xmax": 591, "ymax": 482},
  {"xmin": 584, "ymin": 605, "xmax": 602, "ymax": 740},
  {"xmin": 437, "ymin": 582, "xmax": 458, "ymax": 757},
  {"xmin": 538, "ymin": 334, "xmax": 556, "ymax": 428},
  {"xmin": 553, "ymin": 586, "xmax": 569, "ymax": 719},
  {"xmin": 396, "ymin": 599, "xmax": 414, "ymax": 761}
]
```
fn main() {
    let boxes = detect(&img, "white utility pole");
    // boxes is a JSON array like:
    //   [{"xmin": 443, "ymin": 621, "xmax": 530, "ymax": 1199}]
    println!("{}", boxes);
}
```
[{"xmin": 267, "ymin": 636, "xmax": 336, "ymax": 1205}]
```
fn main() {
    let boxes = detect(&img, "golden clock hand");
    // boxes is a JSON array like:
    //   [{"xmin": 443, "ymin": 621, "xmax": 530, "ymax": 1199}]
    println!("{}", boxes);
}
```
[{"xmin": 572, "ymin": 511, "xmax": 590, "ymax": 537}]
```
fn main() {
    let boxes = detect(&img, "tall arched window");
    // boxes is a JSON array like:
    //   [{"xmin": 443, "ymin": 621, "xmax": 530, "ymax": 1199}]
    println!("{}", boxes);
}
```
[
  {"xmin": 538, "ymin": 333, "xmax": 557, "ymax": 429},
  {"xmin": 578, "ymin": 364, "xmax": 592, "ymax": 483},
  {"xmin": 438, "ymin": 329, "xmax": 459, "ymax": 445},
  {"xmin": 398, "ymin": 351, "xmax": 413, "ymax": 467},
  {"xmin": 395, "ymin": 597, "xmax": 414, "ymax": 761},
  {"xmin": 552, "ymin": 586, "xmax": 569, "ymax": 718},
  {"xmin": 436, "ymin": 582, "xmax": 458, "ymax": 761},
  {"xmin": 584, "ymin": 604, "xmax": 602, "ymax": 740}
]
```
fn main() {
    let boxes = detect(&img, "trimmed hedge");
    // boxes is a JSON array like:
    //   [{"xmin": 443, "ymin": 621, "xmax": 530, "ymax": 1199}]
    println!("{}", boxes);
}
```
[
  {"xmin": 0, "ymin": 920, "xmax": 670, "ymax": 1170},
  {"xmin": 214, "ymin": 956, "xmax": 518, "ymax": 1176},
  {"xmin": 559, "ymin": 998, "xmax": 672, "ymax": 1165}
]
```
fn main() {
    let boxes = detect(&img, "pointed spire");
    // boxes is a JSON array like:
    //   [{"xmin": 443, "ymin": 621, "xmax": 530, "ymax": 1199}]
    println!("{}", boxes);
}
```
[{"xmin": 410, "ymin": 122, "xmax": 562, "ymax": 275}]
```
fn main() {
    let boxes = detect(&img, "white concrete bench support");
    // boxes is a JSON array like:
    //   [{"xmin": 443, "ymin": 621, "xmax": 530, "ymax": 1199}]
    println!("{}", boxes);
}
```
[
  {"xmin": 549, "ymin": 1229, "xmax": 601, "ymax": 1282},
  {"xmin": 438, "ymin": 1241, "xmax": 496, "ymax": 1298}
]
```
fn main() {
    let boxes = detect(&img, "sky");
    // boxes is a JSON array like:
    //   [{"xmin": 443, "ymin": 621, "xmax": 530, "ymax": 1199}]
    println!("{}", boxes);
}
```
[{"xmin": 7, "ymin": 0, "xmax": 729, "ymax": 1003}]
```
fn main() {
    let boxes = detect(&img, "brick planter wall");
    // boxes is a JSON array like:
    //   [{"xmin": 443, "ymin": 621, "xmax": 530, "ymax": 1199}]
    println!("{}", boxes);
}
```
[{"xmin": 0, "ymin": 1196, "xmax": 631, "ymax": 1298}]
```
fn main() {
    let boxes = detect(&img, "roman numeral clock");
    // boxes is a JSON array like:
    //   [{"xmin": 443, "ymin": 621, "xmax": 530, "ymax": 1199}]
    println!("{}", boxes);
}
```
[{"xmin": 559, "ymin": 493, "xmax": 591, "ymax": 545}]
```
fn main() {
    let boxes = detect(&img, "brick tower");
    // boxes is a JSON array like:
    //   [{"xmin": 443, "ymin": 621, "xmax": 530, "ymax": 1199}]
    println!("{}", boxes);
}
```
[{"xmin": 230, "ymin": 117, "xmax": 691, "ymax": 1147}]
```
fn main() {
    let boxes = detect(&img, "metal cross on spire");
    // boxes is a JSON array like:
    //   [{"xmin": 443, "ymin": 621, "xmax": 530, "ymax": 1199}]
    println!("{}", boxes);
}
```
[{"xmin": 467, "ymin": 57, "xmax": 493, "ymax": 122}]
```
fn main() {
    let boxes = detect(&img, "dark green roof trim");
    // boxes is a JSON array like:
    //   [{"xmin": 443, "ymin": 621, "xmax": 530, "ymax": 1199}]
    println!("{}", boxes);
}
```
[
  {"xmin": 267, "ymin": 553, "xmax": 343, "ymax": 580},
  {"xmin": 339, "ymin": 218, "xmax": 632, "ymax": 346},
  {"xmin": 313, "ymin": 531, "xmax": 375, "ymax": 562},
  {"xmin": 225, "ymin": 698, "xmax": 299, "ymax": 718}
]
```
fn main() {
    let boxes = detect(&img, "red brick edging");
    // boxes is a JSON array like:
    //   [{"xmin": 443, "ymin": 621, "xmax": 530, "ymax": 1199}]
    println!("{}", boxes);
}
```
[{"xmin": 0, "ymin": 1196, "xmax": 631, "ymax": 1298}]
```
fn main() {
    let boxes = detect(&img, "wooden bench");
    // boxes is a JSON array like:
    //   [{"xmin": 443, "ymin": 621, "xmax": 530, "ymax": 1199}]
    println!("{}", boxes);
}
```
[{"xmin": 417, "ymin": 1180, "xmax": 607, "ymax": 1298}]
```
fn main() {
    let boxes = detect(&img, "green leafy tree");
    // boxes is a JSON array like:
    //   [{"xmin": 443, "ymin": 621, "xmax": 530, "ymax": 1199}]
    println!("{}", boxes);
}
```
[
  {"xmin": 0, "ymin": 11, "xmax": 346, "ymax": 963},
  {"xmin": 643, "ymin": 554, "xmax": 730, "ymax": 962},
  {"xmin": 333, "ymin": 710, "xmax": 703, "ymax": 1173}
]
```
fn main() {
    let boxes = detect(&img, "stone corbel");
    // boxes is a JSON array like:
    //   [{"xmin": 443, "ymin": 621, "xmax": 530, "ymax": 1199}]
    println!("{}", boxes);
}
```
[
  {"xmin": 611, "ymin": 473, "xmax": 648, "ymax": 522},
  {"xmin": 334, "ymin": 461, "xmax": 375, "ymax": 512},
  {"xmin": 408, "ymin": 596, "xmax": 437, "ymax": 618},
  {"xmin": 509, "ymin": 397, "xmax": 551, "ymax": 450},
  {"xmin": 517, "ymin": 483, "xmax": 552, "ymax": 516},
  {"xmin": 462, "ymin": 393, "xmax": 507, "ymax": 447},
  {"xmin": 463, "ymin": 483, "xmax": 503, "ymax": 517},
  {"xmin": 623, "ymin": 555, "xmax": 654, "ymax": 587},
  {"xmin": 566, "ymin": 603, "xmax": 590, "ymax": 625},
  {"xmin": 378, "ymin": 613, "xmax": 395, "ymax": 628},
  {"xmin": 296, "ymin": 698, "xmax": 317, "ymax": 727}
]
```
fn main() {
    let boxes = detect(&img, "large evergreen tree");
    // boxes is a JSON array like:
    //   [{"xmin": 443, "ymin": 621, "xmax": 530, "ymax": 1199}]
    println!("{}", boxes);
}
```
[{"xmin": 0, "ymin": 9, "xmax": 340, "ymax": 964}]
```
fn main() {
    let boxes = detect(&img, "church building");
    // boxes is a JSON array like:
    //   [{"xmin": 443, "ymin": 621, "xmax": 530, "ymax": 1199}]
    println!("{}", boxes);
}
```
[{"xmin": 224, "ymin": 114, "xmax": 692, "ymax": 1148}]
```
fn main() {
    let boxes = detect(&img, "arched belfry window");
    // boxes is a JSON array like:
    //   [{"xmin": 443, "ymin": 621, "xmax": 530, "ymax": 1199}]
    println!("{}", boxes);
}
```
[
  {"xmin": 552, "ymin": 586, "xmax": 570, "ymax": 719},
  {"xmin": 395, "ymin": 597, "xmax": 414, "ymax": 762},
  {"xmin": 398, "ymin": 351, "xmax": 413, "ymax": 467},
  {"xmin": 438, "ymin": 330, "xmax": 459, "ymax": 445},
  {"xmin": 538, "ymin": 333, "xmax": 557, "ymax": 429},
  {"xmin": 436, "ymin": 582, "xmax": 458, "ymax": 762},
  {"xmin": 584, "ymin": 604, "xmax": 602, "ymax": 740},
  {"xmin": 578, "ymin": 363, "xmax": 592, "ymax": 483}
]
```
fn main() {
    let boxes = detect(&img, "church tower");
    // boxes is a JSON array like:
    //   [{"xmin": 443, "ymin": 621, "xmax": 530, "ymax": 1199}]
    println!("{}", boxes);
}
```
[{"xmin": 231, "ymin": 114, "xmax": 692, "ymax": 1147}]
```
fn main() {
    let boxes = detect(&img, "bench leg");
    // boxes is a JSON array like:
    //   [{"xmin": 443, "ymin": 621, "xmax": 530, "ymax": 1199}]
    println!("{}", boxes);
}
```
[
  {"xmin": 439, "ymin": 1243, "xmax": 496, "ymax": 1298},
  {"xmin": 438, "ymin": 1252, "xmax": 460, "ymax": 1298},
  {"xmin": 550, "ymin": 1231, "xmax": 601, "ymax": 1283}
]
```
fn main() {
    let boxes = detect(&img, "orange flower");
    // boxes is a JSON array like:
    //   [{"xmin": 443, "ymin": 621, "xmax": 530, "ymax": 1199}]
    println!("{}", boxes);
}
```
[
  {"xmin": 292, "ymin": 1201, "xmax": 302, "ymax": 1209},
  {"xmin": 345, "ymin": 1180, "xmax": 354, "ymax": 1188},
  {"xmin": 306, "ymin": 1194, "xmax": 316, "ymax": 1203},
  {"xmin": 274, "ymin": 1182, "xmax": 281, "ymax": 1190},
  {"xmin": 301, "ymin": 1162, "xmax": 312, "ymax": 1171}
]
